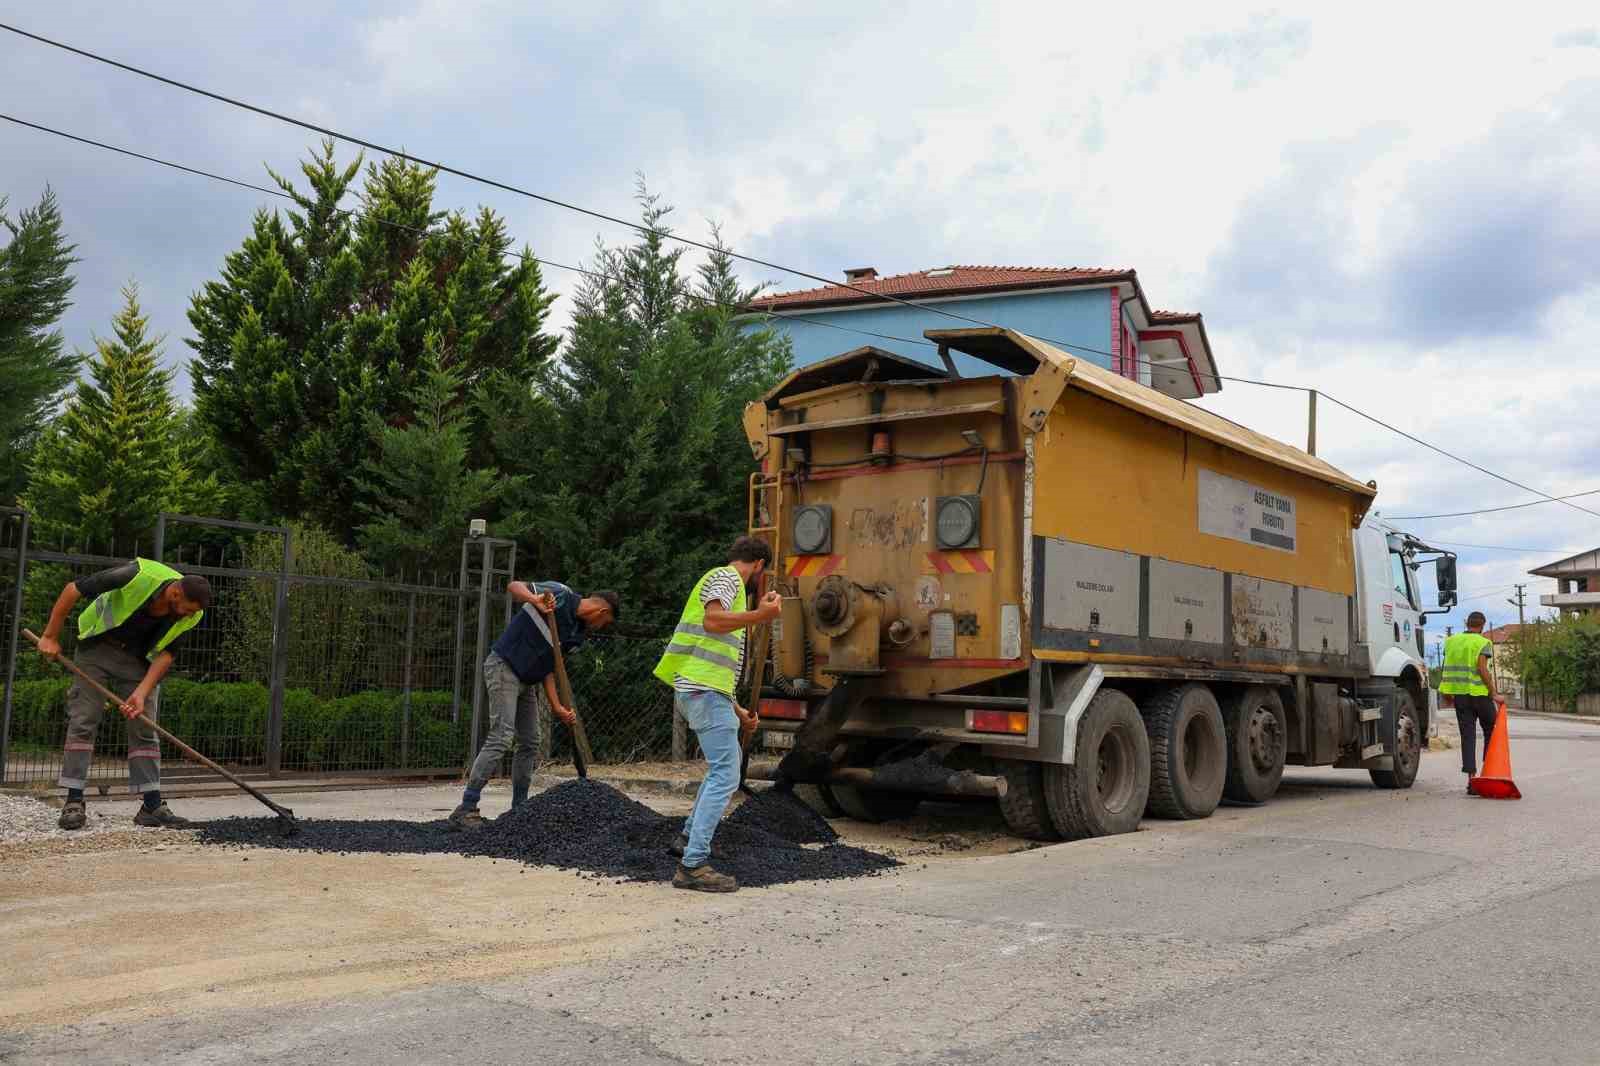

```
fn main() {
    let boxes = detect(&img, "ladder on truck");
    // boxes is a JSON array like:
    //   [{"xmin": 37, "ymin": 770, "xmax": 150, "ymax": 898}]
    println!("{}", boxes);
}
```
[{"xmin": 747, "ymin": 469, "xmax": 784, "ymax": 578}]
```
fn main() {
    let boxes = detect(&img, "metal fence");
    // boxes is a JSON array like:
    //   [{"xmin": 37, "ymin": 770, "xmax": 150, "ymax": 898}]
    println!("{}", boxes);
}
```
[{"xmin": 0, "ymin": 510, "xmax": 680, "ymax": 791}]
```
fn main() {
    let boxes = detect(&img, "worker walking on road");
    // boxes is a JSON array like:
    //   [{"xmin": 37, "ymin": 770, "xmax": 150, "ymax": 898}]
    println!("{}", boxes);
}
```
[
  {"xmin": 34, "ymin": 558, "xmax": 211, "ymax": 829},
  {"xmin": 1440, "ymin": 611, "xmax": 1500, "ymax": 790},
  {"xmin": 652, "ymin": 535, "xmax": 782, "ymax": 893},
  {"xmin": 449, "ymin": 580, "xmax": 620, "ymax": 828}
]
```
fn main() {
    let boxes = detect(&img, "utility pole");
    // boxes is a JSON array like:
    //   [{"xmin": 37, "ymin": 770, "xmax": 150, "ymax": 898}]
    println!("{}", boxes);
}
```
[
  {"xmin": 1306, "ymin": 389, "xmax": 1318, "ymax": 456},
  {"xmin": 1508, "ymin": 584, "xmax": 1527, "ymax": 629}
]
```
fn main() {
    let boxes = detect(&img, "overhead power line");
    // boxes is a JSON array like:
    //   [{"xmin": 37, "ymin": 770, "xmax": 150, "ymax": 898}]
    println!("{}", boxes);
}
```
[
  {"xmin": 3, "ymin": 23, "xmax": 1594, "ymax": 522},
  {"xmin": 1318, "ymin": 393, "xmax": 1600, "ymax": 522},
  {"xmin": 0, "ymin": 111, "xmax": 1240, "ymax": 382},
  {"xmin": 1425, "ymin": 540, "xmax": 1580, "ymax": 555},
  {"xmin": 0, "ymin": 113, "xmax": 943, "ymax": 355},
  {"xmin": 1389, "ymin": 487, "xmax": 1600, "ymax": 522}
]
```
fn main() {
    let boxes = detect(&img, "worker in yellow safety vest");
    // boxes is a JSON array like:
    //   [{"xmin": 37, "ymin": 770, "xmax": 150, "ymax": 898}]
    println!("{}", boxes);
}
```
[
  {"xmin": 651, "ymin": 535, "xmax": 782, "ymax": 893},
  {"xmin": 1439, "ymin": 611, "xmax": 1500, "ymax": 790}
]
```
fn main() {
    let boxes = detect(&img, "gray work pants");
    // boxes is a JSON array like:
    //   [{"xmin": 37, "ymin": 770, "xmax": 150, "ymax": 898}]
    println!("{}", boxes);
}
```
[
  {"xmin": 465, "ymin": 652, "xmax": 543, "ymax": 794},
  {"xmin": 58, "ymin": 640, "xmax": 162, "ymax": 794},
  {"xmin": 1455, "ymin": 694, "xmax": 1498, "ymax": 775}
]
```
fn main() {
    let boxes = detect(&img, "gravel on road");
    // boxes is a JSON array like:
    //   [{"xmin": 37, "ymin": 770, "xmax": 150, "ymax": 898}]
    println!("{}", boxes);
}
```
[
  {"xmin": 0, "ymin": 792, "xmax": 154, "ymax": 844},
  {"xmin": 192, "ymin": 779, "xmax": 896, "ymax": 887}
]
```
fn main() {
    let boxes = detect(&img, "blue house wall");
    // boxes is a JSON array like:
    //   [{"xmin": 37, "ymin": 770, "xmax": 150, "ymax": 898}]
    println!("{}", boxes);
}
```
[{"xmin": 745, "ymin": 288, "xmax": 1116, "ymax": 376}]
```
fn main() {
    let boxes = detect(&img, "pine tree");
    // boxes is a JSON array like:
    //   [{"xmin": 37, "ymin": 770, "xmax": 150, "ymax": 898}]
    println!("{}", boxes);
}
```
[
  {"xmin": 0, "ymin": 187, "xmax": 79, "ymax": 504},
  {"xmin": 187, "ymin": 141, "xmax": 558, "ymax": 535},
  {"xmin": 356, "ymin": 347, "xmax": 526, "ymax": 576},
  {"xmin": 480, "ymin": 187, "xmax": 792, "ymax": 619},
  {"xmin": 22, "ymin": 284, "xmax": 195, "ymax": 550}
]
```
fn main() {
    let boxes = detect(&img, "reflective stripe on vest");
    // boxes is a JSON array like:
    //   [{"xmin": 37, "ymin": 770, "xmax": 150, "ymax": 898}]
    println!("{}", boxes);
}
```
[
  {"xmin": 76, "ymin": 558, "xmax": 203, "ymax": 661},
  {"xmin": 1439, "ymin": 632, "xmax": 1492, "ymax": 696},
  {"xmin": 652, "ymin": 566, "xmax": 748, "ymax": 695}
]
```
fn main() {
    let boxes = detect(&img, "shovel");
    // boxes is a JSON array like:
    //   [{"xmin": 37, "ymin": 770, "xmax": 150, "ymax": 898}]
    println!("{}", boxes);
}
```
[
  {"xmin": 24, "ymin": 629, "xmax": 299, "ymax": 835},
  {"xmin": 543, "ymin": 609, "xmax": 594, "ymax": 778},
  {"xmin": 738, "ymin": 571, "xmax": 774, "ymax": 795}
]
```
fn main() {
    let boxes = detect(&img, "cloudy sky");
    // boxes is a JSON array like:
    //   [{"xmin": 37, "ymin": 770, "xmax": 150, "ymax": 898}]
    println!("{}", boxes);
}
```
[{"xmin": 3, "ymin": 1, "xmax": 1597, "ymax": 637}]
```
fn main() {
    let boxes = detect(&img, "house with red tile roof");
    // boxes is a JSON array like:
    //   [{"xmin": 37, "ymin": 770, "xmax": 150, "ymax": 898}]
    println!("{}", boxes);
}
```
[{"xmin": 741, "ymin": 265, "xmax": 1220, "ymax": 399}]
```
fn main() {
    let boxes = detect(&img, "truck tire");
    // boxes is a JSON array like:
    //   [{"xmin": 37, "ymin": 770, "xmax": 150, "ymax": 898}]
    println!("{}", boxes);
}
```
[
  {"xmin": 1222, "ymin": 686, "xmax": 1288, "ymax": 804},
  {"xmin": 792, "ymin": 783, "xmax": 845, "ymax": 818},
  {"xmin": 1142, "ymin": 683, "xmax": 1227, "ymax": 819},
  {"xmin": 997, "ymin": 761, "xmax": 1060, "ymax": 841},
  {"xmin": 1042, "ymin": 689, "xmax": 1151, "ymax": 840},
  {"xmin": 830, "ymin": 784, "xmax": 922, "ymax": 822},
  {"xmin": 1370, "ymin": 689, "xmax": 1422, "ymax": 789}
]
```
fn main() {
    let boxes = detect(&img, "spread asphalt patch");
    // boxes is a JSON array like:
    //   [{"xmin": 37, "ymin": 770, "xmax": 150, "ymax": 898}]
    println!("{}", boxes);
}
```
[{"xmin": 192, "ymin": 779, "xmax": 896, "ymax": 887}]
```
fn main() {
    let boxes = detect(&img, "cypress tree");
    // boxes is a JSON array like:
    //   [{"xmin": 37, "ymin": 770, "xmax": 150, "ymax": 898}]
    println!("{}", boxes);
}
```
[
  {"xmin": 0, "ymin": 187, "xmax": 79, "ymax": 504},
  {"xmin": 23, "ymin": 284, "xmax": 198, "ymax": 550}
]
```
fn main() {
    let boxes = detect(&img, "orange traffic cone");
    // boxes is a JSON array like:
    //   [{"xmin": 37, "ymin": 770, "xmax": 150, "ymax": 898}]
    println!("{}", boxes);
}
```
[{"xmin": 1469, "ymin": 701, "xmax": 1521, "ymax": 800}]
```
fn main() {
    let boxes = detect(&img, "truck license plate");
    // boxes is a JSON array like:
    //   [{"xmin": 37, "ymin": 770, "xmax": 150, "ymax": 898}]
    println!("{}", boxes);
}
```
[{"xmin": 764, "ymin": 731, "xmax": 795, "ymax": 750}]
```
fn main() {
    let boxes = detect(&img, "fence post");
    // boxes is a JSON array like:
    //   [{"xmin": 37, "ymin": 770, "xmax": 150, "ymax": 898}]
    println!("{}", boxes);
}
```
[
  {"xmin": 468, "ymin": 539, "xmax": 493, "ymax": 760},
  {"xmin": 152, "ymin": 513, "xmax": 166, "ymax": 562},
  {"xmin": 1, "ymin": 512, "xmax": 30, "ymax": 786},
  {"xmin": 401, "ymin": 590, "xmax": 416, "ymax": 769},
  {"xmin": 450, "ymin": 541, "xmax": 469, "ymax": 725},
  {"xmin": 672, "ymin": 707, "xmax": 686, "ymax": 762},
  {"xmin": 265, "ymin": 528, "xmax": 293, "ymax": 776}
]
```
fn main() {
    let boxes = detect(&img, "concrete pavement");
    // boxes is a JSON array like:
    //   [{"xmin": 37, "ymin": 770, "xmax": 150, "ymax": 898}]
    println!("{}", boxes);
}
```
[{"xmin": 5, "ymin": 715, "xmax": 1598, "ymax": 1065}]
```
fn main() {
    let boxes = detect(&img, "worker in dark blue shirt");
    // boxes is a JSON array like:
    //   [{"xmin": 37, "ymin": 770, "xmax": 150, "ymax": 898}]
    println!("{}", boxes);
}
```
[{"xmin": 449, "ymin": 579, "xmax": 620, "ymax": 828}]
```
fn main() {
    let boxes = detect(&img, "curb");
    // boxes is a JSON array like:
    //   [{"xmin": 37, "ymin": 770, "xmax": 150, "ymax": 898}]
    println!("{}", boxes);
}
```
[{"xmin": 1506, "ymin": 708, "xmax": 1600, "ymax": 726}]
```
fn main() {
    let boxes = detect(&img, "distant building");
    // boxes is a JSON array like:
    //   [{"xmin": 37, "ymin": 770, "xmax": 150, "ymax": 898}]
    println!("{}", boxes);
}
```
[
  {"xmin": 1530, "ymin": 549, "xmax": 1600, "ymax": 616},
  {"xmin": 742, "ymin": 265, "xmax": 1221, "ymax": 400},
  {"xmin": 1484, "ymin": 624, "xmax": 1526, "ymax": 702}
]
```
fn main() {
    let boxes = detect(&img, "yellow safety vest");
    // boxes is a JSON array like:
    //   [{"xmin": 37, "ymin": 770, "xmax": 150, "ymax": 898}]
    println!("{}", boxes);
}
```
[
  {"xmin": 76, "ymin": 558, "xmax": 202, "ymax": 661},
  {"xmin": 1440, "ymin": 632, "xmax": 1491, "ymax": 696},
  {"xmin": 652, "ymin": 567, "xmax": 748, "ymax": 695}
]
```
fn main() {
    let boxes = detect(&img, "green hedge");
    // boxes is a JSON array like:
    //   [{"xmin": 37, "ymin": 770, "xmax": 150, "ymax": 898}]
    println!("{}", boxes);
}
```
[{"xmin": 5, "ymin": 679, "xmax": 470, "ymax": 772}]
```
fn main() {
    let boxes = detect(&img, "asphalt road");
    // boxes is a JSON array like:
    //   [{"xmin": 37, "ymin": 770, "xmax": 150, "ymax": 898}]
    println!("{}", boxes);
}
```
[{"xmin": 7, "ymin": 714, "xmax": 1599, "ymax": 1065}]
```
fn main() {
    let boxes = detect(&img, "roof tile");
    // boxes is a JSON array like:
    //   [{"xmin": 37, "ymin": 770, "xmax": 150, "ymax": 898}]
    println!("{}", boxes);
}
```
[{"xmin": 750, "ymin": 265, "xmax": 1137, "ymax": 310}]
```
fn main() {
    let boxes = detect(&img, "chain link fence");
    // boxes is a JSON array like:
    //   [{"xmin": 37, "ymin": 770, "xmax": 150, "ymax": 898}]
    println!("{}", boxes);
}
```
[{"xmin": 1, "ymin": 510, "xmax": 678, "ymax": 791}]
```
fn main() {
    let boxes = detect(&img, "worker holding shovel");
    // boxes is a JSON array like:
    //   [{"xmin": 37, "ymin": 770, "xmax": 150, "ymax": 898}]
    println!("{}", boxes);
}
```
[
  {"xmin": 449, "ymin": 580, "xmax": 620, "ymax": 828},
  {"xmin": 34, "ymin": 558, "xmax": 210, "ymax": 830},
  {"xmin": 652, "ymin": 536, "xmax": 782, "ymax": 893}
]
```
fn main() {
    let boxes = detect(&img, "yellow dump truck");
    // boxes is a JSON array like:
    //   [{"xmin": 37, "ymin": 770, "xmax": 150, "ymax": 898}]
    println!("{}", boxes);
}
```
[{"xmin": 743, "ymin": 328, "xmax": 1458, "ymax": 839}]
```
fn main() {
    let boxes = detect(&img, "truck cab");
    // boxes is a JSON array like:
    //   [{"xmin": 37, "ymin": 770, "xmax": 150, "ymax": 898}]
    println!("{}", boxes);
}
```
[{"xmin": 1352, "ymin": 519, "xmax": 1458, "ymax": 735}]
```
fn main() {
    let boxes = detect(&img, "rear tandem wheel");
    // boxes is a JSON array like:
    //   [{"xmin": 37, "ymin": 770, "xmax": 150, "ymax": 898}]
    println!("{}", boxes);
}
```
[
  {"xmin": 1141, "ymin": 683, "xmax": 1227, "ymax": 820},
  {"xmin": 1041, "ymin": 689, "xmax": 1151, "ymax": 840},
  {"xmin": 997, "ymin": 760, "xmax": 1060, "ymax": 841}
]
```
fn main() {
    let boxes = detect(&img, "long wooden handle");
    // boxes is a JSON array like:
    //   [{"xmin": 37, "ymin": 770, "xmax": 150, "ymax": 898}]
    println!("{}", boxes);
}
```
[
  {"xmin": 23, "ymin": 629, "xmax": 296, "ymax": 822},
  {"xmin": 738, "ymin": 573, "xmax": 773, "ymax": 790},
  {"xmin": 544, "ymin": 610, "xmax": 594, "ymax": 778}
]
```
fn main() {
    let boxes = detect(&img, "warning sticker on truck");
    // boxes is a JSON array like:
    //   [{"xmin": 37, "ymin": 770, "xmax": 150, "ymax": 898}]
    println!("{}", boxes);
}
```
[{"xmin": 1198, "ymin": 469, "xmax": 1297, "ymax": 553}]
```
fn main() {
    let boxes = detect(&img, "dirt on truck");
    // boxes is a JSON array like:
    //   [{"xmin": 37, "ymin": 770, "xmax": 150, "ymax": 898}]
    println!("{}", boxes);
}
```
[{"xmin": 741, "ymin": 327, "xmax": 1458, "ymax": 840}]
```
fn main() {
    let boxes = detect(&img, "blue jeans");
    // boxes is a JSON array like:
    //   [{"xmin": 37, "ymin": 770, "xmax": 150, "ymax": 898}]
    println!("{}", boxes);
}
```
[{"xmin": 676, "ymin": 689, "xmax": 740, "ymax": 868}]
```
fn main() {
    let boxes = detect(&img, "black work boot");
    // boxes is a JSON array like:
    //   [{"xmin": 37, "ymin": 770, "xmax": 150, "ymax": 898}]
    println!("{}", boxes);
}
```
[
  {"xmin": 673, "ymin": 863, "xmax": 738, "ymax": 893},
  {"xmin": 58, "ymin": 800, "xmax": 87, "ymax": 830},
  {"xmin": 447, "ymin": 803, "xmax": 484, "ymax": 830},
  {"xmin": 134, "ymin": 803, "xmax": 192, "ymax": 828},
  {"xmin": 669, "ymin": 832, "xmax": 688, "ymax": 858}
]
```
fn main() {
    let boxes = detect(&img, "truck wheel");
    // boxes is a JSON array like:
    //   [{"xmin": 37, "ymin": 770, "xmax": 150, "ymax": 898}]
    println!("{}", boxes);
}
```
[
  {"xmin": 792, "ymin": 783, "xmax": 845, "ymax": 818},
  {"xmin": 1142, "ymin": 683, "xmax": 1226, "ymax": 819},
  {"xmin": 1042, "ymin": 689, "xmax": 1151, "ymax": 840},
  {"xmin": 1370, "ymin": 689, "xmax": 1422, "ymax": 789},
  {"xmin": 830, "ymin": 784, "xmax": 922, "ymax": 822},
  {"xmin": 1222, "ymin": 686, "xmax": 1287, "ymax": 804},
  {"xmin": 997, "ymin": 761, "xmax": 1060, "ymax": 841}
]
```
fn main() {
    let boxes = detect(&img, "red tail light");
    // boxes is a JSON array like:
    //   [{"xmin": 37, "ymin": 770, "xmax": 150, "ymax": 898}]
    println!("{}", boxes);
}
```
[
  {"xmin": 970, "ymin": 710, "xmax": 1029, "ymax": 734},
  {"xmin": 759, "ymin": 699, "xmax": 807, "ymax": 721}
]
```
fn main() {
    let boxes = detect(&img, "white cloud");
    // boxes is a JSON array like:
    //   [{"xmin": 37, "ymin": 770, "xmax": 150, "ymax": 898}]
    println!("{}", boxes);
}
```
[{"xmin": 4, "ymin": 0, "xmax": 1598, "ymax": 628}]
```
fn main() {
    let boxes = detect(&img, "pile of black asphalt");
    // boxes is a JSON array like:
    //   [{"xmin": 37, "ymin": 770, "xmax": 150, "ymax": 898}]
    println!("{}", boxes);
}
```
[{"xmin": 193, "ymin": 779, "xmax": 895, "ymax": 888}]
